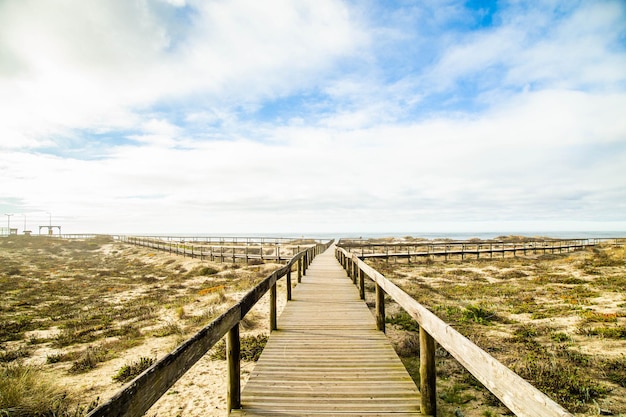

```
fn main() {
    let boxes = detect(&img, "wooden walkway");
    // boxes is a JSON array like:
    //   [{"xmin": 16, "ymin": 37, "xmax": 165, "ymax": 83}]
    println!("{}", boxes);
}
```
[{"xmin": 231, "ymin": 246, "xmax": 422, "ymax": 416}]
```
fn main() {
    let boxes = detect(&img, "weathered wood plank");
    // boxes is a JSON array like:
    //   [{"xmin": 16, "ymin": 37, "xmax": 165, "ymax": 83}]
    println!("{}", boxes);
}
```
[{"xmin": 236, "ymin": 247, "xmax": 421, "ymax": 416}]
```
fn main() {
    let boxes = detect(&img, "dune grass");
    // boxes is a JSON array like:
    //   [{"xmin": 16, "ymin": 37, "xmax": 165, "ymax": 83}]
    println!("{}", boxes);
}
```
[
  {"xmin": 0, "ymin": 235, "xmax": 284, "ymax": 416},
  {"xmin": 375, "ymin": 243, "xmax": 626, "ymax": 415}
]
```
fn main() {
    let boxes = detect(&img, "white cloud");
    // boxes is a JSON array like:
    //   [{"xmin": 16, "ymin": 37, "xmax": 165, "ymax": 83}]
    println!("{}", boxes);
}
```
[
  {"xmin": 0, "ymin": 0, "xmax": 365, "ymax": 149},
  {"xmin": 417, "ymin": 1, "xmax": 626, "ymax": 95},
  {"xmin": 1, "ymin": 1, "xmax": 625, "ymax": 234}
]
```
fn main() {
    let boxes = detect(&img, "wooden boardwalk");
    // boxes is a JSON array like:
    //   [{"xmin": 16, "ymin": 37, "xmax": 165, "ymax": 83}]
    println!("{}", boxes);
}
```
[{"xmin": 231, "ymin": 246, "xmax": 422, "ymax": 416}]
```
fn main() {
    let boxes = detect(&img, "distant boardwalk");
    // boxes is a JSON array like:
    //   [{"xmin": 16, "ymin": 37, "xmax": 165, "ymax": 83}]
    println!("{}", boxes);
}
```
[{"xmin": 232, "ymin": 246, "xmax": 422, "ymax": 416}]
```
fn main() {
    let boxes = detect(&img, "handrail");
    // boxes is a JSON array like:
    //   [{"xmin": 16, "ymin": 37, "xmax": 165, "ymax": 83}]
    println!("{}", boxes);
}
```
[
  {"xmin": 118, "ymin": 235, "xmax": 317, "ymax": 263},
  {"xmin": 336, "ymin": 246, "xmax": 572, "ymax": 417},
  {"xmin": 338, "ymin": 237, "xmax": 624, "ymax": 247},
  {"xmin": 338, "ymin": 238, "xmax": 625, "ymax": 261},
  {"xmin": 87, "ymin": 240, "xmax": 333, "ymax": 417},
  {"xmin": 118, "ymin": 235, "xmax": 324, "ymax": 244}
]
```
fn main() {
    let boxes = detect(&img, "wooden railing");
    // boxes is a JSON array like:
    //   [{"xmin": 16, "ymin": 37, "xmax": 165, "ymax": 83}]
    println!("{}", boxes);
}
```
[
  {"xmin": 119, "ymin": 235, "xmax": 322, "ymax": 245},
  {"xmin": 339, "ymin": 238, "xmax": 625, "ymax": 261},
  {"xmin": 87, "ymin": 240, "xmax": 333, "ymax": 417},
  {"xmin": 336, "ymin": 247, "xmax": 573, "ymax": 417},
  {"xmin": 117, "ymin": 235, "xmax": 319, "ymax": 263}
]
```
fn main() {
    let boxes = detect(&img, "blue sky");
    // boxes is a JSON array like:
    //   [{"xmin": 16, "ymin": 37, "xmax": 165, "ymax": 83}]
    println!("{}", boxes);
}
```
[{"xmin": 1, "ymin": 0, "xmax": 625, "ymax": 235}]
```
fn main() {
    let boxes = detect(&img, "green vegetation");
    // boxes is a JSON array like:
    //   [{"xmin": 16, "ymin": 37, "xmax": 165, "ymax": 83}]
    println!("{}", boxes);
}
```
[
  {"xmin": 112, "ymin": 356, "xmax": 156, "ymax": 383},
  {"xmin": 0, "ymin": 235, "xmax": 286, "ymax": 416},
  {"xmin": 0, "ymin": 363, "xmax": 98, "ymax": 416},
  {"xmin": 210, "ymin": 334, "xmax": 269, "ymax": 361},
  {"xmin": 386, "ymin": 312, "xmax": 420, "ymax": 332},
  {"xmin": 372, "ymin": 242, "xmax": 626, "ymax": 415}
]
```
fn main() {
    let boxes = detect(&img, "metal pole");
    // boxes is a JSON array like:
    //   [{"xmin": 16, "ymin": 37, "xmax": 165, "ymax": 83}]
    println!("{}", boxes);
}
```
[{"xmin": 4, "ymin": 214, "xmax": 13, "ymax": 235}]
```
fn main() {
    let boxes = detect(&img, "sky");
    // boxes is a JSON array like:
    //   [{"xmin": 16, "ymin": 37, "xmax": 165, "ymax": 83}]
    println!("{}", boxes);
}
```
[{"xmin": 1, "ymin": 0, "xmax": 626, "ymax": 236}]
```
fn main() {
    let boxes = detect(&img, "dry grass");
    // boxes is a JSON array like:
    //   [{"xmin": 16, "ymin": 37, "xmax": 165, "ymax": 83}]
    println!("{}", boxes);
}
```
[
  {"xmin": 374, "ymin": 243, "xmax": 626, "ymax": 416},
  {"xmin": 0, "ymin": 235, "xmax": 283, "ymax": 416}
]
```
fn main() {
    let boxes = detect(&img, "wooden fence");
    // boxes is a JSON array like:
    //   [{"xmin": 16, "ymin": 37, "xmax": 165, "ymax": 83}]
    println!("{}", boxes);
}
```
[
  {"xmin": 336, "ymin": 247, "xmax": 573, "ymax": 417},
  {"xmin": 117, "ymin": 235, "xmax": 319, "ymax": 263},
  {"xmin": 86, "ymin": 240, "xmax": 333, "ymax": 417},
  {"xmin": 339, "ymin": 238, "xmax": 625, "ymax": 261}
]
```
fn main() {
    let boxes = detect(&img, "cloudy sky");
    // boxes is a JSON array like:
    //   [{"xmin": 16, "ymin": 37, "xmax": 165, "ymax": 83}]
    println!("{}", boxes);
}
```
[{"xmin": 1, "ymin": 0, "xmax": 625, "ymax": 236}]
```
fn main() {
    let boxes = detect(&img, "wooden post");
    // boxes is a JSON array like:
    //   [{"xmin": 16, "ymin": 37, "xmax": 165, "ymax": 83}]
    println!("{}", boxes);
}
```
[
  {"xmin": 420, "ymin": 327, "xmax": 436, "ymax": 416},
  {"xmin": 351, "ymin": 259, "xmax": 357, "ymax": 284},
  {"xmin": 227, "ymin": 324, "xmax": 241, "ymax": 411},
  {"xmin": 286, "ymin": 267, "xmax": 292, "ymax": 301},
  {"xmin": 297, "ymin": 257, "xmax": 302, "ymax": 283},
  {"xmin": 359, "ymin": 268, "xmax": 365, "ymax": 300},
  {"xmin": 375, "ymin": 282, "xmax": 385, "ymax": 333},
  {"xmin": 270, "ymin": 282, "xmax": 277, "ymax": 331}
]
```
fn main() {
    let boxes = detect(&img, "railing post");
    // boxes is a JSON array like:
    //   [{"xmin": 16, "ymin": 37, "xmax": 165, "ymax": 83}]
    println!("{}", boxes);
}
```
[
  {"xmin": 359, "ymin": 268, "xmax": 365, "ymax": 300},
  {"xmin": 303, "ymin": 252, "xmax": 308, "ymax": 275},
  {"xmin": 351, "ymin": 258, "xmax": 357, "ymax": 284},
  {"xmin": 270, "ymin": 281, "xmax": 277, "ymax": 331},
  {"xmin": 298, "ymin": 257, "xmax": 302, "ymax": 283},
  {"xmin": 227, "ymin": 323, "xmax": 241, "ymax": 412},
  {"xmin": 420, "ymin": 327, "xmax": 436, "ymax": 416},
  {"xmin": 286, "ymin": 266, "xmax": 292, "ymax": 301},
  {"xmin": 375, "ymin": 282, "xmax": 385, "ymax": 333}
]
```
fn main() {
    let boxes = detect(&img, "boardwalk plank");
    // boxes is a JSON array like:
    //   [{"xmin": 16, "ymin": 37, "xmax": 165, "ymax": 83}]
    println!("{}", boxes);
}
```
[{"xmin": 233, "ymin": 246, "xmax": 423, "ymax": 416}]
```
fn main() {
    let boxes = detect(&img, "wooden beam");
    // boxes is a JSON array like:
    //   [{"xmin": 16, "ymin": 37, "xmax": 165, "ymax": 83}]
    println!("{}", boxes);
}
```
[
  {"xmin": 375, "ymin": 282, "xmax": 385, "ymax": 333},
  {"xmin": 227, "ymin": 323, "xmax": 241, "ymax": 411},
  {"xmin": 420, "ymin": 327, "xmax": 436, "ymax": 416},
  {"xmin": 270, "ymin": 282, "xmax": 277, "ymax": 331}
]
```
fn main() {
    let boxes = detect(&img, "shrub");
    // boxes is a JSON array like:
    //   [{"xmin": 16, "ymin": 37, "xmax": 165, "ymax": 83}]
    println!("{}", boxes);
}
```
[
  {"xmin": 393, "ymin": 332, "xmax": 420, "ymax": 357},
  {"xmin": 0, "ymin": 347, "xmax": 30, "ymax": 363},
  {"xmin": 462, "ymin": 304, "xmax": 496, "ymax": 325},
  {"xmin": 579, "ymin": 325, "xmax": 626, "ymax": 339},
  {"xmin": 189, "ymin": 266, "xmax": 219, "ymax": 277},
  {"xmin": 69, "ymin": 346, "xmax": 112, "ymax": 374},
  {"xmin": 550, "ymin": 332, "xmax": 572, "ymax": 343},
  {"xmin": 386, "ymin": 312, "xmax": 420, "ymax": 332},
  {"xmin": 603, "ymin": 356, "xmax": 626, "ymax": 387},
  {"xmin": 513, "ymin": 356, "xmax": 608, "ymax": 411},
  {"xmin": 0, "ymin": 363, "xmax": 74, "ymax": 416},
  {"xmin": 0, "ymin": 317, "xmax": 33, "ymax": 342},
  {"xmin": 210, "ymin": 334, "xmax": 268, "ymax": 361},
  {"xmin": 153, "ymin": 322, "xmax": 184, "ymax": 338},
  {"xmin": 112, "ymin": 356, "xmax": 155, "ymax": 383}
]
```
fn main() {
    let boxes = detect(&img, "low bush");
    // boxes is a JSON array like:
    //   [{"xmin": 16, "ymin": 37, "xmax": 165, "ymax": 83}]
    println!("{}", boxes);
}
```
[
  {"xmin": 0, "ymin": 363, "xmax": 75, "ymax": 416},
  {"xmin": 0, "ymin": 347, "xmax": 30, "ymax": 363},
  {"xmin": 513, "ymin": 356, "xmax": 608, "ymax": 411},
  {"xmin": 210, "ymin": 334, "xmax": 268, "ymax": 361},
  {"xmin": 112, "ymin": 356, "xmax": 156, "ymax": 383},
  {"xmin": 386, "ymin": 312, "xmax": 420, "ymax": 332},
  {"xmin": 462, "ymin": 304, "xmax": 497, "ymax": 325},
  {"xmin": 69, "ymin": 346, "xmax": 113, "ymax": 374}
]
